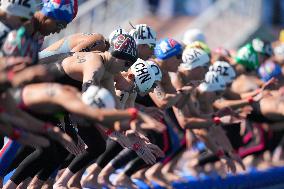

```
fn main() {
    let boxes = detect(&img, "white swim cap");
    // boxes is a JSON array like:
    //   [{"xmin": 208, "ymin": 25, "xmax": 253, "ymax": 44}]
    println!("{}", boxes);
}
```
[
  {"xmin": 108, "ymin": 28, "xmax": 127, "ymax": 44},
  {"xmin": 146, "ymin": 60, "xmax": 162, "ymax": 82},
  {"xmin": 82, "ymin": 85, "xmax": 115, "ymax": 109},
  {"xmin": 130, "ymin": 58, "xmax": 156, "ymax": 93},
  {"xmin": 198, "ymin": 71, "xmax": 226, "ymax": 92},
  {"xmin": 180, "ymin": 47, "xmax": 210, "ymax": 70},
  {"xmin": 182, "ymin": 29, "xmax": 206, "ymax": 46},
  {"xmin": 129, "ymin": 24, "xmax": 156, "ymax": 45},
  {"xmin": 209, "ymin": 61, "xmax": 236, "ymax": 84},
  {"xmin": 0, "ymin": 0, "xmax": 41, "ymax": 19}
]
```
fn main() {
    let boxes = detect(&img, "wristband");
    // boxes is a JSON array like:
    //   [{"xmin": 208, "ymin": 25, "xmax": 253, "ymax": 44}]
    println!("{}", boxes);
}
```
[
  {"xmin": 213, "ymin": 116, "xmax": 221, "ymax": 125},
  {"xmin": 127, "ymin": 108, "xmax": 138, "ymax": 122},
  {"xmin": 43, "ymin": 123, "xmax": 54, "ymax": 132},
  {"xmin": 105, "ymin": 129, "xmax": 114, "ymax": 136},
  {"xmin": 11, "ymin": 129, "xmax": 21, "ymax": 140},
  {"xmin": 247, "ymin": 96, "xmax": 254, "ymax": 104},
  {"xmin": 132, "ymin": 142, "xmax": 141, "ymax": 151},
  {"xmin": 216, "ymin": 149, "xmax": 225, "ymax": 158},
  {"xmin": 6, "ymin": 70, "xmax": 14, "ymax": 82}
]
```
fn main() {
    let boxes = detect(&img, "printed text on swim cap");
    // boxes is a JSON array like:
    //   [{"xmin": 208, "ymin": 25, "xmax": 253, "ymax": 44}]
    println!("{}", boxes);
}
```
[{"xmin": 134, "ymin": 62, "xmax": 152, "ymax": 84}]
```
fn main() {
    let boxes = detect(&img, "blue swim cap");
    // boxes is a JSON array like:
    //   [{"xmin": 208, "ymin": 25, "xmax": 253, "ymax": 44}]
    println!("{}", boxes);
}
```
[
  {"xmin": 41, "ymin": 0, "xmax": 78, "ymax": 23},
  {"xmin": 258, "ymin": 60, "xmax": 282, "ymax": 82},
  {"xmin": 154, "ymin": 38, "xmax": 182, "ymax": 60}
]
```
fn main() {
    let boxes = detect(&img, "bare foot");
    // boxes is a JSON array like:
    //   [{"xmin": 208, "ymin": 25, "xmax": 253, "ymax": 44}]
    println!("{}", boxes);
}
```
[
  {"xmin": 41, "ymin": 179, "xmax": 54, "ymax": 189},
  {"xmin": 18, "ymin": 177, "xmax": 32, "ymax": 189},
  {"xmin": 145, "ymin": 164, "xmax": 172, "ymax": 189},
  {"xmin": 131, "ymin": 169, "xmax": 153, "ymax": 187},
  {"xmin": 81, "ymin": 164, "xmax": 104, "ymax": 189},
  {"xmin": 52, "ymin": 183, "xmax": 68, "ymax": 189},
  {"xmin": 55, "ymin": 169, "xmax": 66, "ymax": 182},
  {"xmin": 113, "ymin": 172, "xmax": 138, "ymax": 189},
  {"xmin": 214, "ymin": 161, "xmax": 227, "ymax": 178},
  {"xmin": 27, "ymin": 176, "xmax": 44, "ymax": 189},
  {"xmin": 162, "ymin": 172, "xmax": 187, "ymax": 183},
  {"xmin": 81, "ymin": 174, "xmax": 103, "ymax": 189},
  {"xmin": 272, "ymin": 146, "xmax": 284, "ymax": 166},
  {"xmin": 97, "ymin": 171, "xmax": 114, "ymax": 188},
  {"xmin": 67, "ymin": 170, "xmax": 84, "ymax": 189}
]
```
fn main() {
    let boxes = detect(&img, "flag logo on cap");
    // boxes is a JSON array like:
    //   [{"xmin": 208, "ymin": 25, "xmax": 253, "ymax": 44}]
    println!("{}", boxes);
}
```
[
  {"xmin": 168, "ymin": 38, "xmax": 177, "ymax": 48},
  {"xmin": 46, "ymin": 0, "xmax": 72, "ymax": 14},
  {"xmin": 42, "ymin": 0, "xmax": 78, "ymax": 21}
]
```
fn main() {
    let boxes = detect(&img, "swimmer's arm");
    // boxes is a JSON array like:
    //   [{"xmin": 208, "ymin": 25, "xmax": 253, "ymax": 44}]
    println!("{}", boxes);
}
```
[
  {"xmin": 102, "ymin": 76, "xmax": 122, "ymax": 109},
  {"xmin": 1, "ymin": 91, "xmax": 52, "ymax": 133},
  {"xmin": 213, "ymin": 98, "xmax": 250, "ymax": 110},
  {"xmin": 149, "ymin": 84, "xmax": 183, "ymax": 109},
  {"xmin": 183, "ymin": 117, "xmax": 214, "ymax": 129},
  {"xmin": 8, "ymin": 65, "xmax": 52, "ymax": 88},
  {"xmin": 125, "ymin": 93, "xmax": 137, "ymax": 108},
  {"xmin": 240, "ymin": 89, "xmax": 262, "ymax": 99},
  {"xmin": 82, "ymin": 55, "xmax": 105, "ymax": 86},
  {"xmin": 223, "ymin": 89, "xmax": 241, "ymax": 100}
]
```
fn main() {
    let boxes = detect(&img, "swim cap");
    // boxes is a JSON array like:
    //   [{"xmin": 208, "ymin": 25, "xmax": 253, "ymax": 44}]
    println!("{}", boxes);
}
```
[
  {"xmin": 274, "ymin": 44, "xmax": 284, "ymax": 58},
  {"xmin": 180, "ymin": 47, "xmax": 210, "ymax": 70},
  {"xmin": 154, "ymin": 38, "xmax": 182, "ymax": 60},
  {"xmin": 147, "ymin": 60, "xmax": 162, "ymax": 81},
  {"xmin": 182, "ymin": 29, "xmax": 206, "ymax": 46},
  {"xmin": 82, "ymin": 85, "xmax": 115, "ymax": 109},
  {"xmin": 129, "ymin": 24, "xmax": 156, "ymax": 45},
  {"xmin": 130, "ymin": 58, "xmax": 156, "ymax": 93},
  {"xmin": 198, "ymin": 71, "xmax": 226, "ymax": 92},
  {"xmin": 209, "ymin": 61, "xmax": 236, "ymax": 84},
  {"xmin": 1, "ymin": 27, "xmax": 39, "ymax": 64},
  {"xmin": 110, "ymin": 34, "xmax": 138, "ymax": 63},
  {"xmin": 258, "ymin": 60, "xmax": 282, "ymax": 82},
  {"xmin": 185, "ymin": 41, "xmax": 211, "ymax": 54},
  {"xmin": 213, "ymin": 47, "xmax": 231, "ymax": 57},
  {"xmin": 235, "ymin": 43, "xmax": 259, "ymax": 70},
  {"xmin": 41, "ymin": 0, "xmax": 78, "ymax": 23},
  {"xmin": 0, "ymin": 0, "xmax": 41, "ymax": 19},
  {"xmin": 108, "ymin": 28, "xmax": 127, "ymax": 45},
  {"xmin": 252, "ymin": 38, "xmax": 273, "ymax": 57}
]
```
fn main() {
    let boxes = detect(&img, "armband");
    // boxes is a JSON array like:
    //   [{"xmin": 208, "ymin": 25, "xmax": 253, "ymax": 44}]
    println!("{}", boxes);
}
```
[
  {"xmin": 127, "ymin": 108, "xmax": 138, "ymax": 122},
  {"xmin": 213, "ymin": 116, "xmax": 221, "ymax": 125},
  {"xmin": 247, "ymin": 96, "xmax": 254, "ymax": 104}
]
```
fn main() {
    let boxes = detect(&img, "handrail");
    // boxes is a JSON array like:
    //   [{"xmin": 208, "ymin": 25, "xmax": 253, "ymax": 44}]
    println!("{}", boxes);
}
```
[{"xmin": 175, "ymin": 0, "xmax": 263, "ymax": 49}]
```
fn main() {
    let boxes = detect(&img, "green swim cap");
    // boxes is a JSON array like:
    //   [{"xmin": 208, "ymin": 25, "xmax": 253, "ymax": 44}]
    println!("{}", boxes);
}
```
[
  {"xmin": 185, "ymin": 41, "xmax": 211, "ymax": 54},
  {"xmin": 235, "ymin": 43, "xmax": 259, "ymax": 70}
]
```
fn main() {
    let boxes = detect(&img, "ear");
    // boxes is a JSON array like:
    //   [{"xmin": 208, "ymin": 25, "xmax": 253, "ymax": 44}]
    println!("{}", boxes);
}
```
[{"xmin": 128, "ymin": 73, "xmax": 135, "ymax": 80}]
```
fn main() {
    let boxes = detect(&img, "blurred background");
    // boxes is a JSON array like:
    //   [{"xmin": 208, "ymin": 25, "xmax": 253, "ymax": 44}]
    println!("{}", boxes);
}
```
[{"xmin": 43, "ymin": 0, "xmax": 284, "ymax": 49}]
